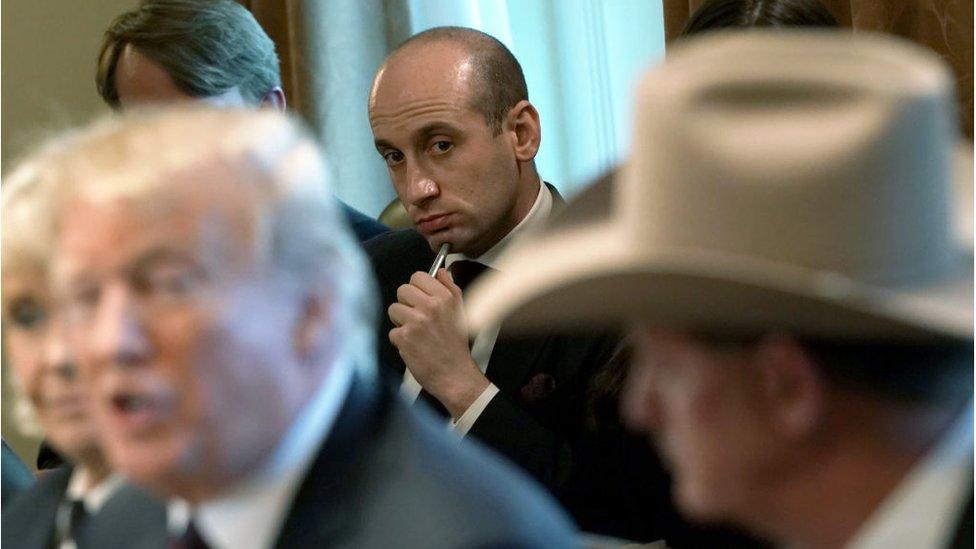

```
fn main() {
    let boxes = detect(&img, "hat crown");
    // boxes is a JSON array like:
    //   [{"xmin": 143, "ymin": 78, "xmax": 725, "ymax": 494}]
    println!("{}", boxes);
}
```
[{"xmin": 622, "ymin": 31, "xmax": 958, "ymax": 288}]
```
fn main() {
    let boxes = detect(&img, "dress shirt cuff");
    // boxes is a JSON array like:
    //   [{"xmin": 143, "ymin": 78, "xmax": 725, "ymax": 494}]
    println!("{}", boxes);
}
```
[{"xmin": 450, "ymin": 383, "xmax": 500, "ymax": 437}]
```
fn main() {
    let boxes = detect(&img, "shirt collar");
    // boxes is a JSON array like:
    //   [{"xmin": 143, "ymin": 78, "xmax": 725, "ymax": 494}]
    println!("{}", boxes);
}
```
[
  {"xmin": 846, "ymin": 399, "xmax": 973, "ymax": 549},
  {"xmin": 172, "ymin": 359, "xmax": 355, "ymax": 549},
  {"xmin": 66, "ymin": 470, "xmax": 125, "ymax": 514},
  {"xmin": 445, "ymin": 179, "xmax": 552, "ymax": 270}
]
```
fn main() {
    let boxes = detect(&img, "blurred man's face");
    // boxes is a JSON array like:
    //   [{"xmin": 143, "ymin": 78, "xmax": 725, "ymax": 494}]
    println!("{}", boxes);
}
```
[
  {"xmin": 2, "ymin": 266, "xmax": 100, "ymax": 464},
  {"xmin": 114, "ymin": 44, "xmax": 248, "ymax": 109},
  {"xmin": 625, "ymin": 328, "xmax": 775, "ymax": 522},
  {"xmin": 369, "ymin": 43, "xmax": 530, "ymax": 257},
  {"xmin": 54, "ymin": 169, "xmax": 311, "ymax": 500}
]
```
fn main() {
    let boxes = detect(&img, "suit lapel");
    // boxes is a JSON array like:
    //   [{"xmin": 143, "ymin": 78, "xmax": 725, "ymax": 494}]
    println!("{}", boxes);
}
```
[
  {"xmin": 483, "ymin": 182, "xmax": 564, "ymax": 393},
  {"xmin": 273, "ymin": 374, "xmax": 385, "ymax": 549}
]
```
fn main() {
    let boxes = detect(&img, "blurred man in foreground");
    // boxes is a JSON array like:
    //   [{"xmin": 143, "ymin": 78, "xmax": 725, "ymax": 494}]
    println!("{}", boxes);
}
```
[
  {"xmin": 43, "ymin": 107, "xmax": 576, "ymax": 548},
  {"xmin": 467, "ymin": 32, "xmax": 973, "ymax": 548}
]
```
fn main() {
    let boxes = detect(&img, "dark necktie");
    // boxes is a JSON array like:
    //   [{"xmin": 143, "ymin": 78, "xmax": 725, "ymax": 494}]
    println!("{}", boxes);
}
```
[
  {"xmin": 171, "ymin": 521, "xmax": 211, "ymax": 549},
  {"xmin": 448, "ymin": 260, "xmax": 493, "ymax": 292},
  {"xmin": 56, "ymin": 499, "xmax": 89, "ymax": 547},
  {"xmin": 415, "ymin": 260, "xmax": 494, "ymax": 418}
]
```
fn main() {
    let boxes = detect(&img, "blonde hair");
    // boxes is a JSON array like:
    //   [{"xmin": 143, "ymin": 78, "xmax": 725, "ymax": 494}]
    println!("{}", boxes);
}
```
[{"xmin": 2, "ymin": 136, "xmax": 81, "ymax": 439}]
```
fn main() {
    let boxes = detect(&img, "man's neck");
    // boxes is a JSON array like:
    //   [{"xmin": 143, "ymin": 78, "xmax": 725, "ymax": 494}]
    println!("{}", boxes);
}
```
[
  {"xmin": 457, "ymin": 177, "xmax": 545, "ymax": 262},
  {"xmin": 750, "ymin": 398, "xmax": 963, "ymax": 548}
]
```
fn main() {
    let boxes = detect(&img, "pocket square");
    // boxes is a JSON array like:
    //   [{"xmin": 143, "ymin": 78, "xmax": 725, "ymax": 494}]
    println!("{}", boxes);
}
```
[{"xmin": 520, "ymin": 373, "xmax": 556, "ymax": 402}]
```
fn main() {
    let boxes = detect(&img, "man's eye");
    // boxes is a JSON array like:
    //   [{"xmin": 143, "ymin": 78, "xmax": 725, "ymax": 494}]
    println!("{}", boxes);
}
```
[
  {"xmin": 6, "ymin": 299, "xmax": 47, "ymax": 330},
  {"xmin": 383, "ymin": 151, "xmax": 404, "ymax": 166},
  {"xmin": 134, "ymin": 268, "xmax": 200, "ymax": 299},
  {"xmin": 430, "ymin": 141, "xmax": 452, "ymax": 154}
]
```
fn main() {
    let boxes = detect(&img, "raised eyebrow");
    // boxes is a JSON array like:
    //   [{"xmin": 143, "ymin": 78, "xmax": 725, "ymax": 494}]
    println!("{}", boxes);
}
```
[
  {"xmin": 374, "ymin": 138, "xmax": 396, "ymax": 152},
  {"xmin": 417, "ymin": 122, "xmax": 459, "ymax": 140}
]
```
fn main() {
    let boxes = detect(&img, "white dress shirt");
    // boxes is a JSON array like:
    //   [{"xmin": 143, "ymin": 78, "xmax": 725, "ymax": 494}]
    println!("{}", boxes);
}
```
[
  {"xmin": 58, "ymin": 471, "xmax": 125, "ymax": 549},
  {"xmin": 400, "ymin": 179, "xmax": 554, "ymax": 436},
  {"xmin": 169, "ymin": 360, "xmax": 355, "ymax": 549},
  {"xmin": 845, "ymin": 400, "xmax": 973, "ymax": 549}
]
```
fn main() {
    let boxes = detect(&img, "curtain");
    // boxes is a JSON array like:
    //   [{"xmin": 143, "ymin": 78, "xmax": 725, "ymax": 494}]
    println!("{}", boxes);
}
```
[
  {"xmin": 237, "ymin": 0, "xmax": 412, "ymax": 216},
  {"xmin": 663, "ymin": 0, "xmax": 973, "ymax": 139}
]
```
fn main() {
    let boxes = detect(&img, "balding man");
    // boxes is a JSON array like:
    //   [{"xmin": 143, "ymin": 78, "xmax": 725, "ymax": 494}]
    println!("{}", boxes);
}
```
[
  {"xmin": 44, "ymin": 108, "xmax": 576, "ymax": 548},
  {"xmin": 364, "ymin": 25, "xmax": 629, "ymax": 531}
]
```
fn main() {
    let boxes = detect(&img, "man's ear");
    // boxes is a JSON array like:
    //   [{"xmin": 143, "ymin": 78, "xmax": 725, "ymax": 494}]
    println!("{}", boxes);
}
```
[
  {"xmin": 293, "ymin": 291, "xmax": 332, "ymax": 366},
  {"xmin": 754, "ymin": 334, "xmax": 824, "ymax": 439},
  {"xmin": 505, "ymin": 100, "xmax": 541, "ymax": 162},
  {"xmin": 260, "ymin": 87, "xmax": 287, "ymax": 111}
]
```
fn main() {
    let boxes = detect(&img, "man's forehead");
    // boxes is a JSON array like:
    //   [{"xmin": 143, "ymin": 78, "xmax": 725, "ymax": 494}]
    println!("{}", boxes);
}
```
[{"xmin": 371, "ymin": 43, "xmax": 476, "ymax": 110}]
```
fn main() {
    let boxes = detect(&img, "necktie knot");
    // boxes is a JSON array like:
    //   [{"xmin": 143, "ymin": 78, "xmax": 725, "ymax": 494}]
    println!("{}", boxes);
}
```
[
  {"xmin": 171, "ymin": 520, "xmax": 211, "ymax": 549},
  {"xmin": 449, "ymin": 260, "xmax": 493, "ymax": 291}
]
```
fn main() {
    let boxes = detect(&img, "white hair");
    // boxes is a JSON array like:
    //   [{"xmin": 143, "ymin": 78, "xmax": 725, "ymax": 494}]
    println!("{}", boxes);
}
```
[{"xmin": 32, "ymin": 107, "xmax": 379, "ymax": 377}]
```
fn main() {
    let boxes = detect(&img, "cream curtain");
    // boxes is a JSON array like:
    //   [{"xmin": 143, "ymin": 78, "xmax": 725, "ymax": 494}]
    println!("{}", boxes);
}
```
[{"xmin": 237, "ymin": 0, "xmax": 411, "ymax": 215}]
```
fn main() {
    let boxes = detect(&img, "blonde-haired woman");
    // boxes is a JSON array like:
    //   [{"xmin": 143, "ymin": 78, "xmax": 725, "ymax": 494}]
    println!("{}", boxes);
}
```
[{"xmin": 1, "ymin": 151, "xmax": 166, "ymax": 549}]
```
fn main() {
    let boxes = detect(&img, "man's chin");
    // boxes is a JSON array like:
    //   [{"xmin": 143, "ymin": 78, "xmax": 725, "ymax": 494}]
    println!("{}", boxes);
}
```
[{"xmin": 107, "ymin": 436, "xmax": 192, "ymax": 494}]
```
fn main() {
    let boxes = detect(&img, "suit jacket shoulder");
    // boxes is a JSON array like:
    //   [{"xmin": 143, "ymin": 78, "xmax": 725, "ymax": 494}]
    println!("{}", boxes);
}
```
[
  {"xmin": 338, "ymin": 201, "xmax": 389, "ymax": 243},
  {"xmin": 2, "ymin": 465, "xmax": 71, "ymax": 549},
  {"xmin": 274, "ymin": 376, "xmax": 577, "ymax": 549}
]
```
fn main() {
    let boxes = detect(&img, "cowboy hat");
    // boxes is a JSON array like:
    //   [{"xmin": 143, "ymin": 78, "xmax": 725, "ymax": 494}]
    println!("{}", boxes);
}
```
[{"xmin": 466, "ymin": 31, "xmax": 973, "ymax": 343}]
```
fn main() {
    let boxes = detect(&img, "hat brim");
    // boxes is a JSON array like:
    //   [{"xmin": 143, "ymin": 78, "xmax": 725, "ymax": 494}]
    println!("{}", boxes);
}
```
[{"xmin": 466, "ymin": 223, "xmax": 973, "ymax": 343}]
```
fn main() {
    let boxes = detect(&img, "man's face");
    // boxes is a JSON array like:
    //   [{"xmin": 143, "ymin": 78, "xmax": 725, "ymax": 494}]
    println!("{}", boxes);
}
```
[
  {"xmin": 114, "ymin": 44, "xmax": 248, "ymax": 109},
  {"xmin": 54, "ymin": 169, "xmax": 312, "ymax": 500},
  {"xmin": 369, "ymin": 43, "xmax": 528, "ymax": 256},
  {"xmin": 625, "ymin": 328, "xmax": 777, "ymax": 522}
]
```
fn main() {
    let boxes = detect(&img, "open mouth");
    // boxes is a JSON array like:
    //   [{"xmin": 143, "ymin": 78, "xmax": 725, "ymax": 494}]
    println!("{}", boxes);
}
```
[
  {"xmin": 106, "ymin": 391, "xmax": 168, "ymax": 435},
  {"xmin": 113, "ymin": 394, "xmax": 152, "ymax": 413}
]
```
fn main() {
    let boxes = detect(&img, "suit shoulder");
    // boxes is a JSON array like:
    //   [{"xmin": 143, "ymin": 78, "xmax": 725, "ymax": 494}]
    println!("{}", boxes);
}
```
[
  {"xmin": 364, "ymin": 228, "xmax": 427, "ymax": 257},
  {"xmin": 363, "ymin": 229, "xmax": 433, "ymax": 283},
  {"xmin": 337, "ymin": 201, "xmax": 389, "ymax": 242},
  {"xmin": 375, "ymin": 401, "xmax": 578, "ymax": 547},
  {"xmin": 2, "ymin": 466, "xmax": 71, "ymax": 545}
]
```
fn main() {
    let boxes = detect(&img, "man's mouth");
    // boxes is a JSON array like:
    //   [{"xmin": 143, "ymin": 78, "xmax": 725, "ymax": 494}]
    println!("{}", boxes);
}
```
[
  {"xmin": 416, "ymin": 213, "xmax": 452, "ymax": 234},
  {"xmin": 107, "ymin": 391, "xmax": 170, "ymax": 436}
]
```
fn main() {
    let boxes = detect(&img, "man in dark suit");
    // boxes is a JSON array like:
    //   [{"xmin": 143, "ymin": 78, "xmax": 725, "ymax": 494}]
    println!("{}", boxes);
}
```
[
  {"xmin": 363, "ymin": 25, "xmax": 631, "ymax": 531},
  {"xmin": 44, "ymin": 107, "xmax": 576, "ymax": 548},
  {"xmin": 95, "ymin": 0, "xmax": 388, "ymax": 242},
  {"xmin": 3, "ymin": 466, "xmax": 167, "ymax": 549}
]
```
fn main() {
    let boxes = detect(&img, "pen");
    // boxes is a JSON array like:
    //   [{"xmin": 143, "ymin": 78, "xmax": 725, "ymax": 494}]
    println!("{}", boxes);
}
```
[{"xmin": 428, "ymin": 243, "xmax": 451, "ymax": 276}]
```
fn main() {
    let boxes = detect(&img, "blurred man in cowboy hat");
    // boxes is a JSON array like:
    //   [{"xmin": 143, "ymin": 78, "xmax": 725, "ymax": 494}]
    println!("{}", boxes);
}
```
[{"xmin": 467, "ymin": 31, "xmax": 973, "ymax": 548}]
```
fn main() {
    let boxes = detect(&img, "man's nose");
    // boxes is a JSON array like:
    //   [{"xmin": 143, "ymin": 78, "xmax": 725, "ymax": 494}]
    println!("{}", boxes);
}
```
[
  {"xmin": 89, "ymin": 285, "xmax": 151, "ymax": 369},
  {"xmin": 405, "ymin": 163, "xmax": 439, "ymax": 206}
]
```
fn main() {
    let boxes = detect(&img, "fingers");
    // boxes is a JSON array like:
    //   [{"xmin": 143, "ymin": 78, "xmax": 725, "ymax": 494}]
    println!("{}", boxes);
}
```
[
  {"xmin": 409, "ymin": 270, "xmax": 452, "ymax": 298},
  {"xmin": 388, "ymin": 302, "xmax": 420, "ymax": 328},
  {"xmin": 435, "ymin": 267, "xmax": 463, "ymax": 299},
  {"xmin": 396, "ymin": 283, "xmax": 431, "ymax": 308}
]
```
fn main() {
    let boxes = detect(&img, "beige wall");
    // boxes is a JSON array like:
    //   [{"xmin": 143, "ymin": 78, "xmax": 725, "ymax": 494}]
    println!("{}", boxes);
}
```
[{"xmin": 2, "ymin": 0, "xmax": 138, "ymax": 468}]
